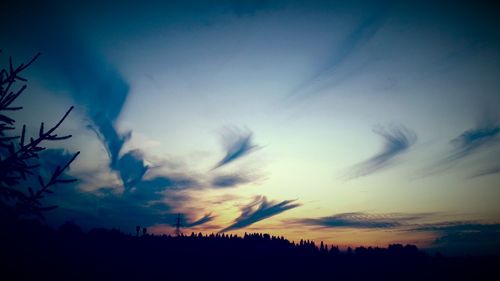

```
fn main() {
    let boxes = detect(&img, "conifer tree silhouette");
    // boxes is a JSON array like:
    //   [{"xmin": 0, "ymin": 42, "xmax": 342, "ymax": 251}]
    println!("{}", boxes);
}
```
[{"xmin": 0, "ymin": 51, "xmax": 79, "ymax": 220}]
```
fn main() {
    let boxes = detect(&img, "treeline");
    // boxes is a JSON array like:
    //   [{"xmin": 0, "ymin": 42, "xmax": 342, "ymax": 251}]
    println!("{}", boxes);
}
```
[{"xmin": 1, "ymin": 219, "xmax": 498, "ymax": 281}]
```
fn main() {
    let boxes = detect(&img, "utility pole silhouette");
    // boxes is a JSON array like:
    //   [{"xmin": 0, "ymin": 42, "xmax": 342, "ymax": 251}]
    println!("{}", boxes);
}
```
[{"xmin": 175, "ymin": 213, "xmax": 182, "ymax": 237}]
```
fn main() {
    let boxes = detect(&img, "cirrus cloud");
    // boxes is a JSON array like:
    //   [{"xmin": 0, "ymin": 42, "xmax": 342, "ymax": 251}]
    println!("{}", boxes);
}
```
[
  {"xmin": 221, "ymin": 196, "xmax": 300, "ymax": 232},
  {"xmin": 349, "ymin": 124, "xmax": 417, "ymax": 178}
]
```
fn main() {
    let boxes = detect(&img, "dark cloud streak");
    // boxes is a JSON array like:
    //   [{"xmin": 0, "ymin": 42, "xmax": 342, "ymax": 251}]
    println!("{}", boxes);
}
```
[
  {"xmin": 427, "ymin": 120, "xmax": 500, "ymax": 178},
  {"xmin": 182, "ymin": 214, "xmax": 216, "ymax": 228},
  {"xmin": 448, "ymin": 123, "xmax": 499, "ymax": 162},
  {"xmin": 213, "ymin": 127, "xmax": 259, "ymax": 169},
  {"xmin": 221, "ymin": 196, "xmax": 300, "ymax": 232},
  {"xmin": 350, "ymin": 124, "xmax": 417, "ymax": 178},
  {"xmin": 292, "ymin": 212, "xmax": 428, "ymax": 229},
  {"xmin": 472, "ymin": 165, "xmax": 500, "ymax": 177},
  {"xmin": 211, "ymin": 174, "xmax": 251, "ymax": 188},
  {"xmin": 287, "ymin": 2, "xmax": 390, "ymax": 99}
]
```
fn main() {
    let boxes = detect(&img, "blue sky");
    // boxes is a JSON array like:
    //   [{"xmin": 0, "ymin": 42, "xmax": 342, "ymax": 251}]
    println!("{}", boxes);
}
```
[{"xmin": 1, "ymin": 0, "xmax": 500, "ymax": 255}]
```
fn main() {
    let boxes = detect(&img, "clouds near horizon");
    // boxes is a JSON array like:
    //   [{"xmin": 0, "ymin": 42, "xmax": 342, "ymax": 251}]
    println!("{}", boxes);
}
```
[{"xmin": 291, "ymin": 212, "xmax": 429, "ymax": 229}]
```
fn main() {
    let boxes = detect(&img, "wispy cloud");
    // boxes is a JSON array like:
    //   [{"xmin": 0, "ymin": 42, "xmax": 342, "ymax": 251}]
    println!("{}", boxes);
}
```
[
  {"xmin": 182, "ymin": 213, "xmax": 216, "ymax": 228},
  {"xmin": 472, "ymin": 165, "xmax": 500, "ymax": 177},
  {"xmin": 426, "ymin": 120, "xmax": 500, "ymax": 177},
  {"xmin": 211, "ymin": 174, "xmax": 252, "ymax": 188},
  {"xmin": 213, "ymin": 127, "xmax": 260, "ymax": 169},
  {"xmin": 288, "ymin": 5, "xmax": 389, "ymax": 99},
  {"xmin": 350, "ymin": 124, "xmax": 417, "ymax": 178},
  {"xmin": 221, "ymin": 196, "xmax": 300, "ymax": 232},
  {"xmin": 291, "ymin": 212, "xmax": 429, "ymax": 229},
  {"xmin": 448, "ymin": 123, "xmax": 499, "ymax": 162}
]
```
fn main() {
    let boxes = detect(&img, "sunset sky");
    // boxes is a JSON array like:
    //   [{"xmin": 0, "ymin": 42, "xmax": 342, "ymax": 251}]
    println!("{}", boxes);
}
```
[{"xmin": 1, "ymin": 0, "xmax": 500, "ymax": 255}]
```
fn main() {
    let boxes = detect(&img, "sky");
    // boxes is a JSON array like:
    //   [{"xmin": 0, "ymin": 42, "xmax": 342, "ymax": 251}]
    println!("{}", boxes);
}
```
[{"xmin": 1, "ymin": 0, "xmax": 500, "ymax": 255}]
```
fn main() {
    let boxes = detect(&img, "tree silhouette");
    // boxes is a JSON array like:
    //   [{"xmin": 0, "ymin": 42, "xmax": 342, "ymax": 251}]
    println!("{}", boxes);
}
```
[
  {"xmin": 0, "ymin": 51, "xmax": 79, "ymax": 220},
  {"xmin": 2, "ymin": 217, "xmax": 496, "ymax": 281}
]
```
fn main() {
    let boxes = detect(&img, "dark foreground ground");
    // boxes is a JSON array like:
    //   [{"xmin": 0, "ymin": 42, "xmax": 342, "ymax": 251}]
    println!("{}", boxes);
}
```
[{"xmin": 1, "ymin": 219, "xmax": 499, "ymax": 281}]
